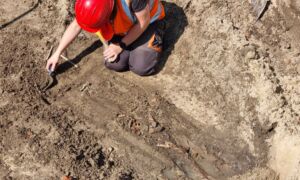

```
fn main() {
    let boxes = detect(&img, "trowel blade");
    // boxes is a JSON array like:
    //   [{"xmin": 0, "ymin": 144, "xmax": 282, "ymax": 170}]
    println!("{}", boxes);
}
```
[{"xmin": 41, "ymin": 72, "xmax": 56, "ymax": 92}]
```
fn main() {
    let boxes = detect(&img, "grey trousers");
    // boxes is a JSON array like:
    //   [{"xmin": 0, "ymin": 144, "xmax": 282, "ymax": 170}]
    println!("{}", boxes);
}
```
[{"xmin": 104, "ymin": 21, "xmax": 164, "ymax": 76}]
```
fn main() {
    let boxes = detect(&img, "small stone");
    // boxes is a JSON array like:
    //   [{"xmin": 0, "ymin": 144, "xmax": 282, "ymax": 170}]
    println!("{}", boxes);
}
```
[
  {"xmin": 64, "ymin": 86, "xmax": 71, "ymax": 92},
  {"xmin": 99, "ymin": 172, "xmax": 105, "ymax": 180},
  {"xmin": 48, "ymin": 5, "xmax": 55, "ymax": 11},
  {"xmin": 150, "ymin": 121, "xmax": 158, "ymax": 128},
  {"xmin": 117, "ymin": 114, "xmax": 126, "ymax": 118},
  {"xmin": 88, "ymin": 158, "xmax": 95, "ymax": 167},
  {"xmin": 80, "ymin": 82, "xmax": 91, "ymax": 92},
  {"xmin": 149, "ymin": 127, "xmax": 155, "ymax": 134},
  {"xmin": 149, "ymin": 125, "xmax": 164, "ymax": 134},
  {"xmin": 128, "ymin": 119, "xmax": 133, "ymax": 128},
  {"xmin": 283, "ymin": 42, "xmax": 291, "ymax": 49},
  {"xmin": 245, "ymin": 50, "xmax": 257, "ymax": 60},
  {"xmin": 148, "ymin": 113, "xmax": 157, "ymax": 122},
  {"xmin": 284, "ymin": 59, "xmax": 291, "ymax": 64},
  {"xmin": 156, "ymin": 126, "xmax": 164, "ymax": 132},
  {"xmin": 108, "ymin": 147, "xmax": 114, "ymax": 153}
]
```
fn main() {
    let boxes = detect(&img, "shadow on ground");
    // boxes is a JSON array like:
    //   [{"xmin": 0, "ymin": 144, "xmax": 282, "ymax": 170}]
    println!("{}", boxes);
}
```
[
  {"xmin": 56, "ymin": 40, "xmax": 102, "ymax": 74},
  {"xmin": 156, "ymin": 1, "xmax": 188, "ymax": 73}
]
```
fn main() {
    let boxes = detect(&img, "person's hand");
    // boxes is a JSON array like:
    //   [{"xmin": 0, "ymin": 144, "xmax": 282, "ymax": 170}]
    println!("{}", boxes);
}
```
[
  {"xmin": 46, "ymin": 52, "xmax": 60, "ymax": 72},
  {"xmin": 103, "ymin": 43, "xmax": 123, "ymax": 62}
]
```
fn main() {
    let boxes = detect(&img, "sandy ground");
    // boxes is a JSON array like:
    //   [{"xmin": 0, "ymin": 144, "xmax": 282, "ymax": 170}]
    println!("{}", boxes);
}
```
[{"xmin": 0, "ymin": 0, "xmax": 300, "ymax": 179}]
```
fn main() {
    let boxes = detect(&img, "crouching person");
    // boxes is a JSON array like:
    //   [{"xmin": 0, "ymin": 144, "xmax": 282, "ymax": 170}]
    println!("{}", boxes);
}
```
[{"xmin": 46, "ymin": 0, "xmax": 166, "ymax": 76}]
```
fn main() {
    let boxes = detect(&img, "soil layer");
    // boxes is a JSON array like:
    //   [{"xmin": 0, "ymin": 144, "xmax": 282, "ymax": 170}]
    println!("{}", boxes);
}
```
[{"xmin": 1, "ymin": 0, "xmax": 300, "ymax": 179}]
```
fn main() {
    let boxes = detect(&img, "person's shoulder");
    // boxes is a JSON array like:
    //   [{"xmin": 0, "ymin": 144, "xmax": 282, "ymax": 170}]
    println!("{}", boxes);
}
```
[{"xmin": 130, "ymin": 0, "xmax": 148, "ymax": 12}]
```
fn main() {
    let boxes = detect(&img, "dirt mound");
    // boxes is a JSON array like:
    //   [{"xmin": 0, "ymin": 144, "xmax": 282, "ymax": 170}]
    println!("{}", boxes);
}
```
[{"xmin": 1, "ymin": 0, "xmax": 300, "ymax": 179}]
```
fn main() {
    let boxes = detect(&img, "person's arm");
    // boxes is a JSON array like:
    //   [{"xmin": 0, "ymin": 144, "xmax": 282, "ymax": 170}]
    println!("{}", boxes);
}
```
[
  {"xmin": 121, "ymin": 3, "xmax": 150, "ymax": 46},
  {"xmin": 103, "ymin": 3, "xmax": 150, "ymax": 60},
  {"xmin": 46, "ymin": 19, "xmax": 81, "ymax": 71}
]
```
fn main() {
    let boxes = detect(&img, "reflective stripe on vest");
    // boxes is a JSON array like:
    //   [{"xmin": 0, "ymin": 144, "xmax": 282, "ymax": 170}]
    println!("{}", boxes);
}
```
[
  {"xmin": 120, "ymin": 0, "xmax": 163, "ymax": 24},
  {"xmin": 149, "ymin": 0, "xmax": 163, "ymax": 23},
  {"xmin": 121, "ymin": 0, "xmax": 136, "ymax": 23}
]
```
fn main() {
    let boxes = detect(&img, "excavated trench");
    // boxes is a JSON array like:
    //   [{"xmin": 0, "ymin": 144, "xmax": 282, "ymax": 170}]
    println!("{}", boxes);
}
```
[{"xmin": 1, "ymin": 0, "xmax": 300, "ymax": 179}]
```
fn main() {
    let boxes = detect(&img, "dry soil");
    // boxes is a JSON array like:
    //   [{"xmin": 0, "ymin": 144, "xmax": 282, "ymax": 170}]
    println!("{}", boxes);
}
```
[{"xmin": 1, "ymin": 0, "xmax": 300, "ymax": 179}]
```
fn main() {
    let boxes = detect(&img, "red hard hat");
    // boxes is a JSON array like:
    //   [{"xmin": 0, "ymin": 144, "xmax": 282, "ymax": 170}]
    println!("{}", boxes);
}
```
[{"xmin": 75, "ymin": 0, "xmax": 114, "ymax": 33}]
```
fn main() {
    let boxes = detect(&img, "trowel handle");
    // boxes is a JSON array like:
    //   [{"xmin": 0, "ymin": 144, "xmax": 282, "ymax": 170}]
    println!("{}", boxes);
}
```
[
  {"xmin": 96, "ymin": 31, "xmax": 108, "ymax": 49},
  {"xmin": 95, "ymin": 31, "xmax": 117, "ymax": 63}
]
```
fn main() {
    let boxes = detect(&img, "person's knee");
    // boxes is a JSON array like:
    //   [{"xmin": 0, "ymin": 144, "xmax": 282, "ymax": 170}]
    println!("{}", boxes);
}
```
[
  {"xmin": 104, "ymin": 60, "xmax": 128, "ymax": 72},
  {"xmin": 129, "ymin": 47, "xmax": 160, "ymax": 76},
  {"xmin": 130, "ymin": 65, "xmax": 155, "ymax": 76}
]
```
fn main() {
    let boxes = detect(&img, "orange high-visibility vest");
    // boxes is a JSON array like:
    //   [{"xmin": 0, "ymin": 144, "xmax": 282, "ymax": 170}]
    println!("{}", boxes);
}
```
[{"xmin": 98, "ymin": 0, "xmax": 165, "ymax": 41}]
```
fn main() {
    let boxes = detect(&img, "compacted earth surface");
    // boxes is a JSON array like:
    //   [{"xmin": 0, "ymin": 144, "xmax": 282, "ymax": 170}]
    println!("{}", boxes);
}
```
[{"xmin": 1, "ymin": 0, "xmax": 300, "ymax": 179}]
